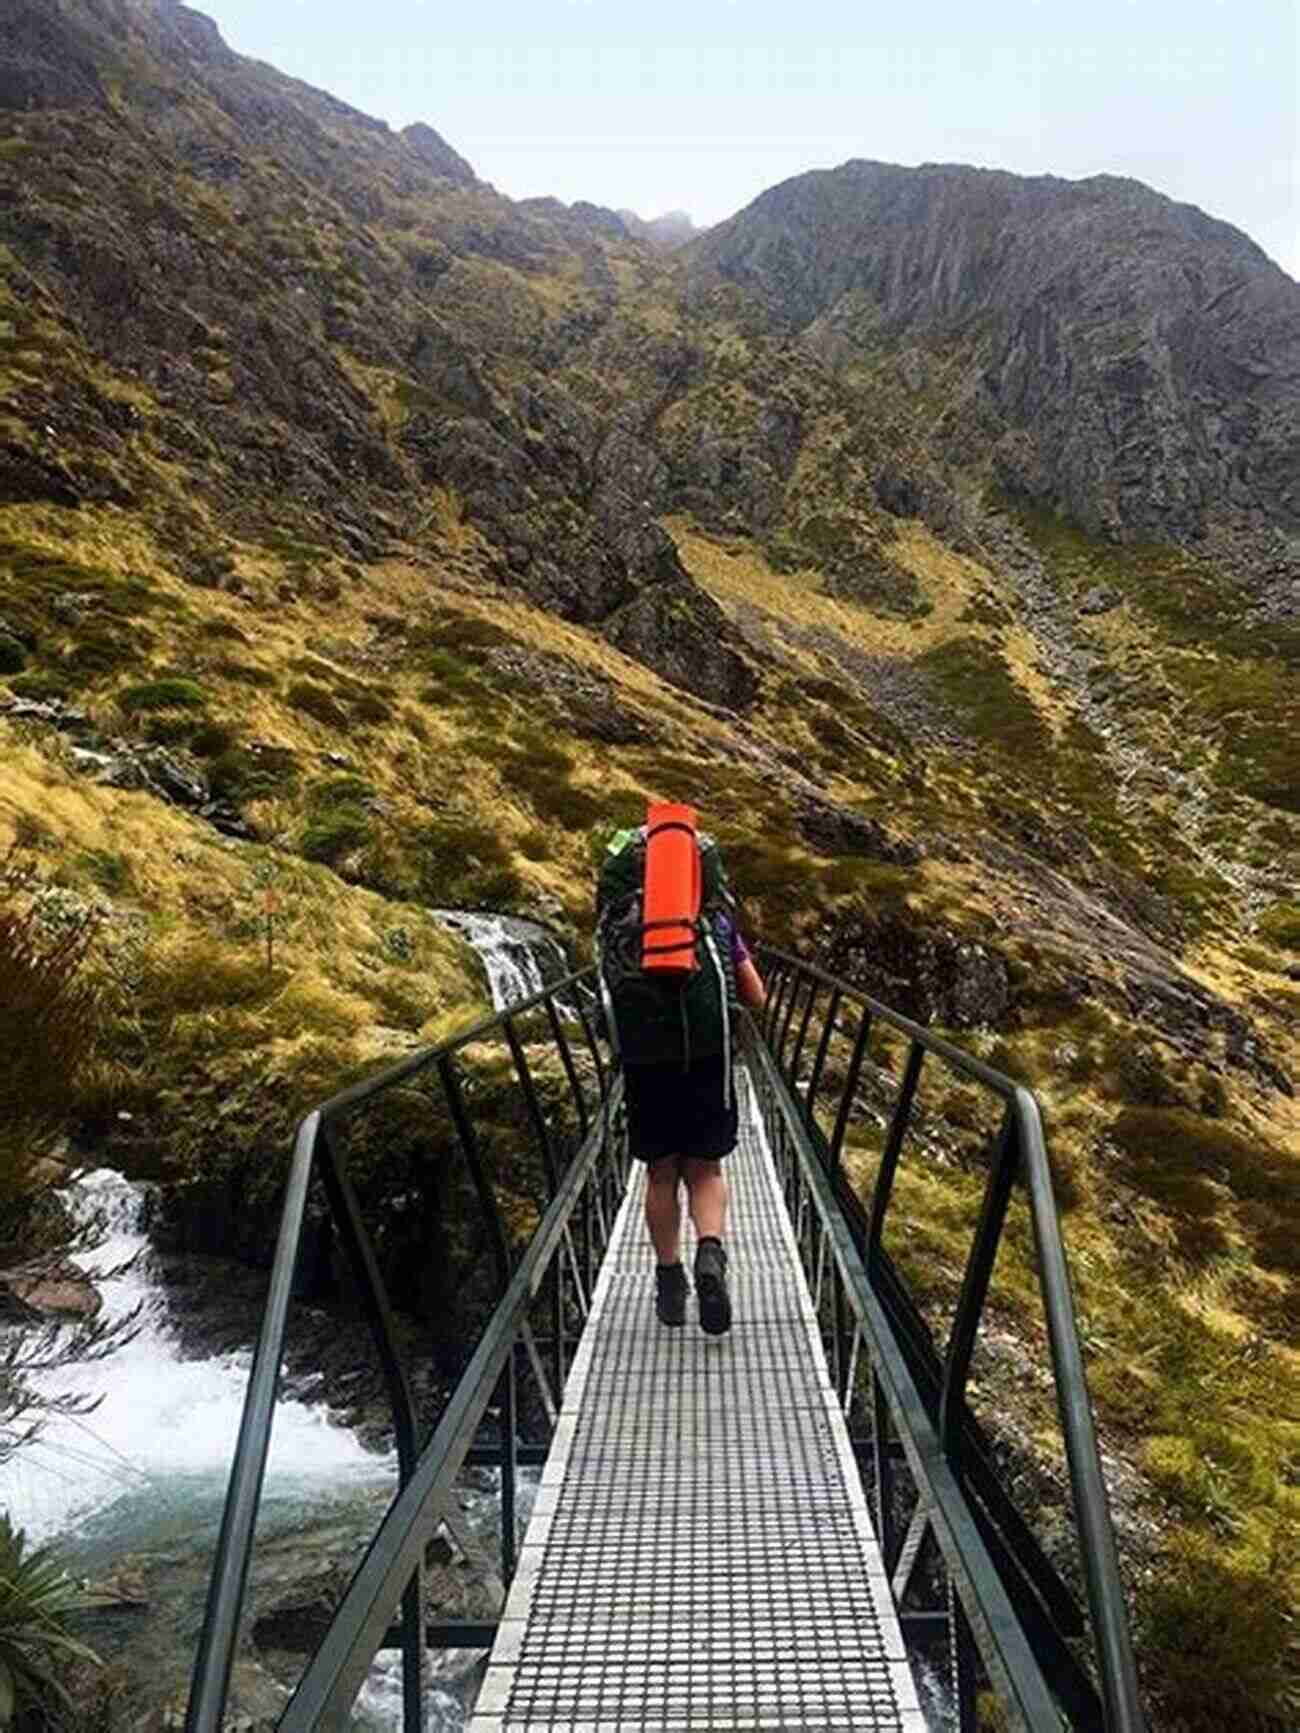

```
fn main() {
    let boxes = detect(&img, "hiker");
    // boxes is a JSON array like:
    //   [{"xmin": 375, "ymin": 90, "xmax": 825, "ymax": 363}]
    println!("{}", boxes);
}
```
[{"xmin": 596, "ymin": 804, "xmax": 767, "ymax": 1335}]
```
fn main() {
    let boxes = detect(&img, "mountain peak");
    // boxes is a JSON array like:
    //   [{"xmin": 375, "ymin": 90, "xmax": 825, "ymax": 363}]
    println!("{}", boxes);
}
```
[
  {"xmin": 617, "ymin": 208, "xmax": 700, "ymax": 250},
  {"xmin": 401, "ymin": 121, "xmax": 476, "ymax": 185}
]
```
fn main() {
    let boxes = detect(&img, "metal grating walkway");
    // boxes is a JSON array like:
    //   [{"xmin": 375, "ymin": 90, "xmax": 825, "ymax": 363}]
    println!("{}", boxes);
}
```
[{"xmin": 469, "ymin": 1068, "xmax": 925, "ymax": 1732}]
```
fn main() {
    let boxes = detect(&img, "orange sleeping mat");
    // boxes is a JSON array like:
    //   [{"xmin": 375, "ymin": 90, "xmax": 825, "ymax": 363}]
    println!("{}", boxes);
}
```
[{"xmin": 641, "ymin": 801, "xmax": 700, "ymax": 973}]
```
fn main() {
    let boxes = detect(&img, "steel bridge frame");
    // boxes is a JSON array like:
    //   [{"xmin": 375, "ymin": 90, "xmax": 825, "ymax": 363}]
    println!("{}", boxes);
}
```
[{"xmin": 184, "ymin": 953, "xmax": 1145, "ymax": 1733}]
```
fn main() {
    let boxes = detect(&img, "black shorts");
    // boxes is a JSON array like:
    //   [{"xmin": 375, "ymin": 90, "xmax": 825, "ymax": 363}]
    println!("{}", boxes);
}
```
[{"xmin": 622, "ymin": 1055, "xmax": 739, "ymax": 1165}]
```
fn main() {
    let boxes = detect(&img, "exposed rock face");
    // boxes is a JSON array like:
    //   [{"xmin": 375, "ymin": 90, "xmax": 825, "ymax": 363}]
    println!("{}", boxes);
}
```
[
  {"xmin": 402, "ymin": 120, "xmax": 476, "ymax": 185},
  {"xmin": 604, "ymin": 577, "xmax": 760, "ymax": 711},
  {"xmin": 820, "ymin": 909, "xmax": 1012, "ymax": 1030},
  {"xmin": 0, "ymin": 1, "xmax": 108, "ymax": 112},
  {"xmin": 688, "ymin": 161, "xmax": 1300, "ymax": 550}
]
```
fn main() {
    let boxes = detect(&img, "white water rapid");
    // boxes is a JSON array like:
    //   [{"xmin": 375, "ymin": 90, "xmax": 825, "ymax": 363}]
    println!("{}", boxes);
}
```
[{"xmin": 3, "ymin": 1169, "xmax": 395, "ymax": 1550}]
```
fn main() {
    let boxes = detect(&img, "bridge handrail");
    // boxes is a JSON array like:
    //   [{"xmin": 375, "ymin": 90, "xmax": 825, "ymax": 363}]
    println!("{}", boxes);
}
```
[
  {"xmin": 185, "ymin": 965, "xmax": 615, "ymax": 1733},
  {"xmin": 754, "ymin": 945, "xmax": 1145, "ymax": 1733}
]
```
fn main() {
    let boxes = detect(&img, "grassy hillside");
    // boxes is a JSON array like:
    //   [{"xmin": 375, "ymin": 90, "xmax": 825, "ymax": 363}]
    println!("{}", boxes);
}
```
[{"xmin": 0, "ymin": 4, "xmax": 1297, "ymax": 1727}]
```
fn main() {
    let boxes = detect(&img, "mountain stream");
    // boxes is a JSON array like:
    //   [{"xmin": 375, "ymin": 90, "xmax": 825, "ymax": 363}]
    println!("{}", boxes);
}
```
[{"xmin": 0, "ymin": 912, "xmax": 566, "ymax": 1729}]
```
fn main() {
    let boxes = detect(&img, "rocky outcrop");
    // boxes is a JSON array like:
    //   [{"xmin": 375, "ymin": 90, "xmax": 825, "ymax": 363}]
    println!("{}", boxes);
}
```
[
  {"xmin": 402, "ymin": 121, "xmax": 476, "ymax": 185},
  {"xmin": 687, "ymin": 161, "xmax": 1300, "ymax": 554},
  {"xmin": 819, "ymin": 908, "xmax": 1013, "ymax": 1030},
  {"xmin": 604, "ymin": 576, "xmax": 760, "ymax": 711},
  {"xmin": 0, "ymin": 1, "xmax": 108, "ymax": 112},
  {"xmin": 794, "ymin": 794, "xmax": 922, "ymax": 865},
  {"xmin": 618, "ymin": 209, "xmax": 699, "ymax": 250}
]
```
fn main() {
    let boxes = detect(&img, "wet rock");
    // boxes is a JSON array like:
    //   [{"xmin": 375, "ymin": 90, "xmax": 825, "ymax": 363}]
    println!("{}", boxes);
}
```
[
  {"xmin": 87, "ymin": 1564, "xmax": 150, "ymax": 1611},
  {"xmin": 0, "ymin": 1253, "xmax": 101, "ymax": 1320},
  {"xmin": 252, "ymin": 1562, "xmax": 350, "ymax": 1653}
]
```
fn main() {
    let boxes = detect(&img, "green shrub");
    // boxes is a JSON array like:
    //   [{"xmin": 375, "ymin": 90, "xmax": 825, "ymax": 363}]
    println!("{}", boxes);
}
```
[
  {"xmin": 351, "ymin": 691, "xmax": 392, "ymax": 724},
  {"xmin": 288, "ymin": 680, "xmax": 349, "ymax": 728},
  {"xmin": 0, "ymin": 1516, "xmax": 101, "ymax": 1724},
  {"xmin": 410, "ymin": 614, "xmax": 513, "ymax": 654},
  {"xmin": 414, "ymin": 816, "xmax": 522, "ymax": 908},
  {"xmin": 199, "ymin": 619, "xmax": 249, "ymax": 644},
  {"xmin": 299, "ymin": 806, "xmax": 371, "ymax": 864},
  {"xmin": 119, "ymin": 677, "xmax": 208, "ymax": 713},
  {"xmin": 66, "ymin": 625, "xmax": 143, "ymax": 677},
  {"xmin": 208, "ymin": 745, "xmax": 298, "ymax": 804},
  {"xmin": 76, "ymin": 850, "xmax": 131, "ymax": 893},
  {"xmin": 1216, "ymin": 719, "xmax": 1300, "ymax": 813},
  {"xmin": 187, "ymin": 721, "xmax": 239, "ymax": 759},
  {"xmin": 518, "ymin": 827, "xmax": 553, "ymax": 862},
  {"xmin": 1257, "ymin": 901, "xmax": 1300, "ymax": 953},
  {"xmin": 822, "ymin": 859, "xmax": 914, "ymax": 902},
  {"xmin": 213, "ymin": 658, "xmax": 278, "ymax": 689},
  {"xmin": 310, "ymin": 775, "xmax": 375, "ymax": 810},
  {"xmin": 530, "ymin": 780, "xmax": 604, "ymax": 829},
  {"xmin": 918, "ymin": 636, "xmax": 1049, "ymax": 759},
  {"xmin": 1109, "ymin": 1107, "xmax": 1292, "ymax": 1212},
  {"xmin": 0, "ymin": 861, "xmax": 103, "ymax": 1202},
  {"xmin": 0, "ymin": 634, "xmax": 25, "ymax": 674},
  {"xmin": 1139, "ymin": 1533, "xmax": 1299, "ymax": 1733},
  {"xmin": 6, "ymin": 669, "xmax": 73, "ymax": 701}
]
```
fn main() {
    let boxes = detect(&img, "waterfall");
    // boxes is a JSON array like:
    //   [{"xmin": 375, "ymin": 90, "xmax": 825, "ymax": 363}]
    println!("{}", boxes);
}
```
[{"xmin": 433, "ymin": 911, "xmax": 569, "ymax": 1010}]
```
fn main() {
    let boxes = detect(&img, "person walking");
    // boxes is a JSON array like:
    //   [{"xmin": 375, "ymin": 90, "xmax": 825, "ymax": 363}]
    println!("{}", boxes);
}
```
[{"xmin": 596, "ymin": 806, "xmax": 767, "ymax": 1335}]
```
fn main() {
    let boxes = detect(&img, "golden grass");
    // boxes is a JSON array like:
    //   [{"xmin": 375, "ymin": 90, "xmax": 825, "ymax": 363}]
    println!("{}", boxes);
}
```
[{"xmin": 668, "ymin": 515, "xmax": 995, "ymax": 660}]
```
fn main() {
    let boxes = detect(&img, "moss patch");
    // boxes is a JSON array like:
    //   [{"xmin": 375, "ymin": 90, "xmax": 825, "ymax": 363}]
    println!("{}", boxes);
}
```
[{"xmin": 917, "ymin": 635, "xmax": 1049, "ymax": 759}]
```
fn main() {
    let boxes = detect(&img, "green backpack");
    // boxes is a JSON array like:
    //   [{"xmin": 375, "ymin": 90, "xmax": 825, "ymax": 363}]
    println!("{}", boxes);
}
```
[{"xmin": 595, "ymin": 827, "xmax": 738, "ymax": 1070}]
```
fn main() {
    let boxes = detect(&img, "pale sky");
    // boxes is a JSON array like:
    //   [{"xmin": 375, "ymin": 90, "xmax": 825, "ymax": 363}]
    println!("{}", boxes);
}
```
[{"xmin": 200, "ymin": 0, "xmax": 1298, "ymax": 279}]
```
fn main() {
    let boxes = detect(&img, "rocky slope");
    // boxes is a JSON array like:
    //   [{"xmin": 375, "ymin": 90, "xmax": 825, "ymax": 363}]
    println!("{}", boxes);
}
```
[
  {"xmin": 687, "ymin": 159, "xmax": 1300, "ymax": 557},
  {"xmin": 1, "ymin": 4, "xmax": 1298, "ymax": 1729}
]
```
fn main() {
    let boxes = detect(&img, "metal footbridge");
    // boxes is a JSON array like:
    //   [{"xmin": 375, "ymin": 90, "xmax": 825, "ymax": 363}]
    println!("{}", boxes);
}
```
[{"xmin": 186, "ymin": 951, "xmax": 1146, "ymax": 1732}]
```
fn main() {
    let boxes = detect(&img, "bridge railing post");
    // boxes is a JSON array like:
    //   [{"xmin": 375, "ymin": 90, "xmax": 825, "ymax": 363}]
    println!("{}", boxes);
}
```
[{"xmin": 938, "ymin": 1107, "xmax": 1018, "ymax": 1462}]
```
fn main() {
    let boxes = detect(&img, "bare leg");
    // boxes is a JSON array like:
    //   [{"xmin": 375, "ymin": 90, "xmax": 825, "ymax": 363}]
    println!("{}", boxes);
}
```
[
  {"xmin": 644, "ymin": 1156, "xmax": 683, "ymax": 1264},
  {"xmin": 682, "ymin": 1157, "xmax": 728, "ymax": 1241}
]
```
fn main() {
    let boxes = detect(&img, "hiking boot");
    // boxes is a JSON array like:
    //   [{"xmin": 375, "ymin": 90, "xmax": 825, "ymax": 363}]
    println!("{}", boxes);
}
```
[
  {"xmin": 655, "ymin": 1262, "xmax": 688, "ymax": 1327},
  {"xmin": 694, "ymin": 1239, "xmax": 732, "ymax": 1336}
]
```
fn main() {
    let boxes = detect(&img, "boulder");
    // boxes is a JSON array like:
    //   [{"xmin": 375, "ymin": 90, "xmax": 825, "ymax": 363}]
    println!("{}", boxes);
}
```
[{"xmin": 0, "ymin": 1254, "xmax": 101, "ymax": 1320}]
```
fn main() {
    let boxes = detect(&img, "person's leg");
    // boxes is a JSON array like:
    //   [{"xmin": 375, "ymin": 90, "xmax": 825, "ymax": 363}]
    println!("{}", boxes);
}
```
[
  {"xmin": 683, "ymin": 1157, "xmax": 732, "ymax": 1336},
  {"xmin": 681, "ymin": 1157, "xmax": 727, "ymax": 1240},
  {"xmin": 645, "ymin": 1156, "xmax": 688, "ymax": 1325},
  {"xmin": 644, "ymin": 1155, "xmax": 683, "ymax": 1262}
]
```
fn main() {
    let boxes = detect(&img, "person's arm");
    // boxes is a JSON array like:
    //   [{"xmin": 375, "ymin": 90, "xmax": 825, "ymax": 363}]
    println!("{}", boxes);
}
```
[{"xmin": 735, "ymin": 954, "xmax": 767, "ymax": 1011}]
